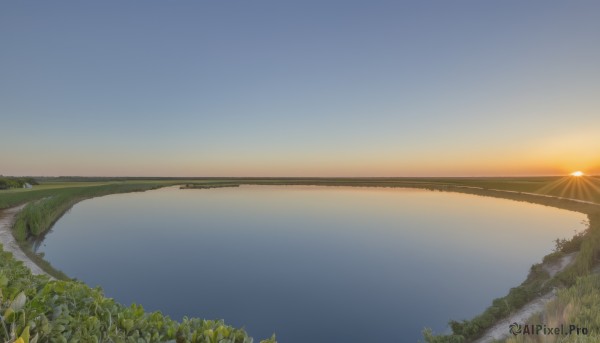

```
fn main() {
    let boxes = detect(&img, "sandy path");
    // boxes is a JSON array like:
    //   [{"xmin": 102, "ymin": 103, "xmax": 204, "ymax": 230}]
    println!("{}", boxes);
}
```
[
  {"xmin": 473, "ymin": 292, "xmax": 557, "ymax": 343},
  {"xmin": 472, "ymin": 253, "xmax": 577, "ymax": 343},
  {"xmin": 0, "ymin": 204, "xmax": 50, "ymax": 277}
]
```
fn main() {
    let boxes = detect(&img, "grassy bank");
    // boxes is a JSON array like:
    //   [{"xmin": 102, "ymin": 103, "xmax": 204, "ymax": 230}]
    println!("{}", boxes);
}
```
[
  {"xmin": 1, "ymin": 180, "xmax": 277, "ymax": 342},
  {"xmin": 10, "ymin": 183, "xmax": 175, "ymax": 242},
  {"xmin": 2, "ymin": 176, "xmax": 599, "ymax": 342},
  {"xmin": 504, "ymin": 274, "xmax": 600, "ymax": 343},
  {"xmin": 415, "ymin": 188, "xmax": 600, "ymax": 342},
  {"xmin": 4, "ymin": 182, "xmax": 180, "ymax": 279},
  {"xmin": 422, "ymin": 212, "xmax": 600, "ymax": 342},
  {"xmin": 0, "ymin": 244, "xmax": 275, "ymax": 343},
  {"xmin": 494, "ymin": 214, "xmax": 600, "ymax": 343}
]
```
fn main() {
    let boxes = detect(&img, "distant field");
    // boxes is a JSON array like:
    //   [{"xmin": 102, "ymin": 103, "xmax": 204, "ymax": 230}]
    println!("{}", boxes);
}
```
[
  {"xmin": 2, "ymin": 176, "xmax": 599, "ymax": 210},
  {"xmin": 0, "ymin": 180, "xmax": 192, "ymax": 209}
]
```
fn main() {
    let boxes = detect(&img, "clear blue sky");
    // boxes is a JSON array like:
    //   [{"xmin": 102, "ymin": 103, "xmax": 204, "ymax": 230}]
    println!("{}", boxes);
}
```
[{"xmin": 2, "ymin": 1, "xmax": 599, "ymax": 176}]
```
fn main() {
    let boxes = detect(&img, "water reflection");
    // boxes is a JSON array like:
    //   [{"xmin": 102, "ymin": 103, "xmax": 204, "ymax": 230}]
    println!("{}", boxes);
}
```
[{"xmin": 38, "ymin": 186, "xmax": 586, "ymax": 342}]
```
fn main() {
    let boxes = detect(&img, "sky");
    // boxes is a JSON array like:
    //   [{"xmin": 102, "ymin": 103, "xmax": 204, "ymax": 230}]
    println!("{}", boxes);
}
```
[{"xmin": 1, "ymin": 1, "xmax": 599, "ymax": 177}]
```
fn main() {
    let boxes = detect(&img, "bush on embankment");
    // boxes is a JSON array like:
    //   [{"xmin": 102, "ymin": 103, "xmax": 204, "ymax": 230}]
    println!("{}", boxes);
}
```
[
  {"xmin": 504, "ymin": 274, "xmax": 600, "ymax": 343},
  {"xmin": 11, "ymin": 183, "xmax": 172, "ymax": 242},
  {"xmin": 2, "ymin": 182, "xmax": 278, "ymax": 342},
  {"xmin": 423, "ymin": 213, "xmax": 600, "ymax": 343},
  {"xmin": 0, "ymin": 245, "xmax": 274, "ymax": 343},
  {"xmin": 0, "ymin": 177, "xmax": 38, "ymax": 190}
]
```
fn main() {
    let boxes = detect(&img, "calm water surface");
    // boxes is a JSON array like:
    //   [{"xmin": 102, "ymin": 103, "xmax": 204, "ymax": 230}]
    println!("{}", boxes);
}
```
[{"xmin": 38, "ymin": 186, "xmax": 586, "ymax": 342}]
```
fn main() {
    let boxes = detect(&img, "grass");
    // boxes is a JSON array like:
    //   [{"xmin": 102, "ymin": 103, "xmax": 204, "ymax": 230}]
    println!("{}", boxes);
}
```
[
  {"xmin": 422, "ymin": 213, "xmax": 600, "ymax": 343},
  {"xmin": 11, "ymin": 183, "xmax": 173, "ymax": 241},
  {"xmin": 0, "ymin": 243, "xmax": 275, "ymax": 343},
  {"xmin": 504, "ymin": 274, "xmax": 600, "ymax": 343},
  {"xmin": 4, "ymin": 182, "xmax": 187, "ymax": 278},
  {"xmin": 0, "ymin": 180, "xmax": 278, "ymax": 342},
  {"xmin": 2, "ymin": 176, "xmax": 600, "ymax": 343},
  {"xmin": 491, "ymin": 213, "xmax": 600, "ymax": 343}
]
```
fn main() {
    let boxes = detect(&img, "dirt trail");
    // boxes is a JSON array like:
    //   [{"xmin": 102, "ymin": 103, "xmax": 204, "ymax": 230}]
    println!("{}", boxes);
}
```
[
  {"xmin": 473, "ymin": 253, "xmax": 577, "ymax": 343},
  {"xmin": 0, "ymin": 205, "xmax": 50, "ymax": 277}
]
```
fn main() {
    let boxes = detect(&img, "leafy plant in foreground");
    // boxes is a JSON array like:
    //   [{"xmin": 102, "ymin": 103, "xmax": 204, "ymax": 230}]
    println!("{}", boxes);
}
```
[{"xmin": 0, "ymin": 246, "xmax": 276, "ymax": 343}]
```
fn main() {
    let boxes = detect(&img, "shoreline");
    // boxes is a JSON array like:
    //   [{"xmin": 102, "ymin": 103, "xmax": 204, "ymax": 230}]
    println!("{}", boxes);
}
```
[
  {"xmin": 2, "ymin": 183, "xmax": 599, "ymax": 342},
  {"xmin": 473, "ymin": 252, "xmax": 578, "ymax": 343},
  {"xmin": 0, "ymin": 204, "xmax": 50, "ymax": 277}
]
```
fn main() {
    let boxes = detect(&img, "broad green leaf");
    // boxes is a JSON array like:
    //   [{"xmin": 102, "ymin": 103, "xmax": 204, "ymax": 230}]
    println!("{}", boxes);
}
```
[
  {"xmin": 0, "ymin": 273, "xmax": 8, "ymax": 288},
  {"xmin": 4, "ymin": 307, "xmax": 14, "ymax": 320},
  {"xmin": 122, "ymin": 318, "xmax": 134, "ymax": 332},
  {"xmin": 19, "ymin": 325, "xmax": 30, "ymax": 343},
  {"xmin": 10, "ymin": 291, "xmax": 27, "ymax": 311}
]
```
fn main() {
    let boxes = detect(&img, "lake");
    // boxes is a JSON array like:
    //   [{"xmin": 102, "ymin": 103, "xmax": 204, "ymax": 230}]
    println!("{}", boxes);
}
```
[{"xmin": 37, "ymin": 185, "xmax": 586, "ymax": 342}]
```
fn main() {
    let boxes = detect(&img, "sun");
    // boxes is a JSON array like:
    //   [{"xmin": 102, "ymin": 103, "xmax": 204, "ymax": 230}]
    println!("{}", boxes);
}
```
[{"xmin": 571, "ymin": 171, "xmax": 584, "ymax": 177}]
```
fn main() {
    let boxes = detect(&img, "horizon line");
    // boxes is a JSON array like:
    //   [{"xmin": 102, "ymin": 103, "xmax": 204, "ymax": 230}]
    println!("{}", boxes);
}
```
[{"xmin": 3, "ymin": 175, "xmax": 596, "ymax": 179}]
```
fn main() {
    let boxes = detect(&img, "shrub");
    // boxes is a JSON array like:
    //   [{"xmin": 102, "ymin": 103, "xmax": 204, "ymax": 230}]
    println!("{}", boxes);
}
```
[{"xmin": 0, "ymin": 245, "xmax": 274, "ymax": 343}]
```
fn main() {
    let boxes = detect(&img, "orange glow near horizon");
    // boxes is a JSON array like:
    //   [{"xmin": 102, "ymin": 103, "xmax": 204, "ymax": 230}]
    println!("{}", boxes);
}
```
[
  {"xmin": 2, "ymin": 143, "xmax": 600, "ymax": 177},
  {"xmin": 571, "ymin": 171, "xmax": 584, "ymax": 177}
]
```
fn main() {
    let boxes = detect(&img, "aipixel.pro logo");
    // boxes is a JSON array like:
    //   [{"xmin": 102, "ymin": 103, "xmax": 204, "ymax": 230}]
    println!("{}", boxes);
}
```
[
  {"xmin": 509, "ymin": 322, "xmax": 522, "ymax": 335},
  {"xmin": 509, "ymin": 322, "xmax": 589, "ymax": 336}
]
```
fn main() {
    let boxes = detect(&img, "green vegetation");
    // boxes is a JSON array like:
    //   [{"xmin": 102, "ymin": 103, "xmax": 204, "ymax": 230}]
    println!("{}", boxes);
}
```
[
  {"xmin": 0, "ymin": 244, "xmax": 275, "ymax": 343},
  {"xmin": 180, "ymin": 184, "xmax": 240, "ymax": 189},
  {"xmin": 0, "ymin": 177, "xmax": 38, "ymax": 190},
  {"xmin": 2, "ymin": 176, "xmax": 600, "ymax": 343},
  {"xmin": 1, "ymin": 180, "xmax": 279, "ymax": 342},
  {"xmin": 11, "ymin": 183, "xmax": 173, "ymax": 242},
  {"xmin": 504, "ymin": 274, "xmax": 600, "ymax": 343},
  {"xmin": 5, "ymin": 175, "xmax": 599, "ymax": 208},
  {"xmin": 4, "ymin": 182, "xmax": 185, "ymax": 279},
  {"xmin": 422, "ymin": 212, "xmax": 600, "ymax": 343},
  {"xmin": 0, "ymin": 181, "xmax": 178, "ymax": 210}
]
